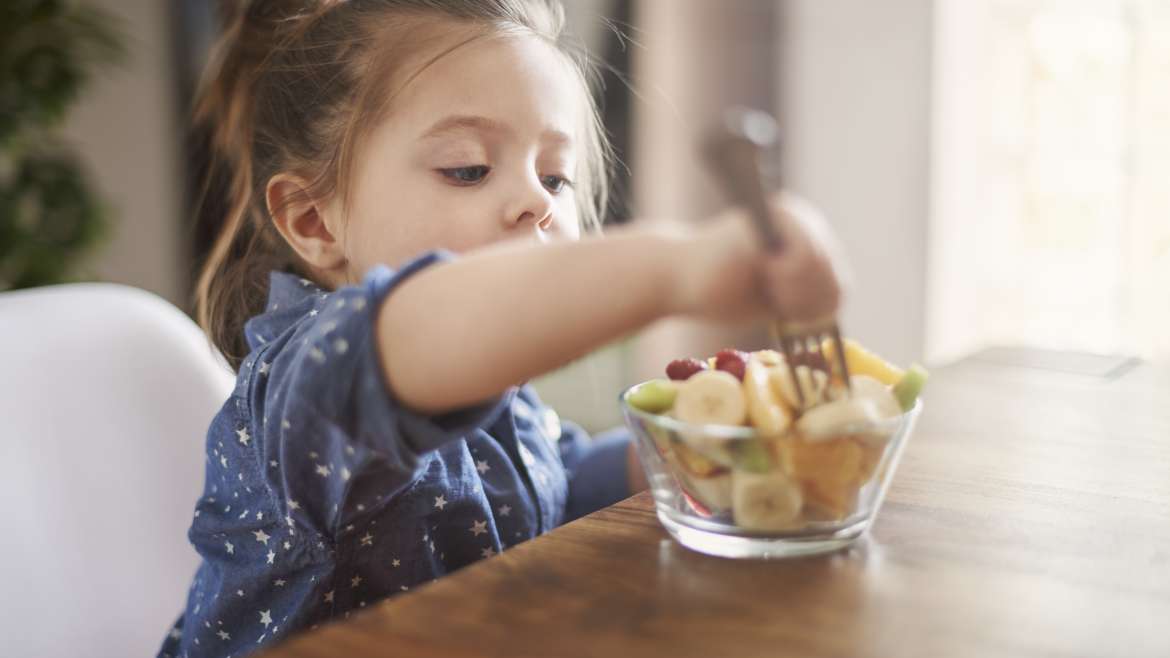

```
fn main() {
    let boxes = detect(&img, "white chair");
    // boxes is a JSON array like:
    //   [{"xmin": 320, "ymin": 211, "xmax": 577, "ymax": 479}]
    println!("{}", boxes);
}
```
[{"xmin": 0, "ymin": 283, "xmax": 234, "ymax": 658}]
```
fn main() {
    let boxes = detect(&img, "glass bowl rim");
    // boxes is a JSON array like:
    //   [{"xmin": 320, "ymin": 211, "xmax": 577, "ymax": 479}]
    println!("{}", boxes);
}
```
[{"xmin": 619, "ymin": 380, "xmax": 923, "ymax": 442}]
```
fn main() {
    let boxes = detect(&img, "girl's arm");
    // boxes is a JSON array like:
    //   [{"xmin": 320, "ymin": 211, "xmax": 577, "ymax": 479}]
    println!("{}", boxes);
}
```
[{"xmin": 378, "ymin": 200, "xmax": 841, "ymax": 414}]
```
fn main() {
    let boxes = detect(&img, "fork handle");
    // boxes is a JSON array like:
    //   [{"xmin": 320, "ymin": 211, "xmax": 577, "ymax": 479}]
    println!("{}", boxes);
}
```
[{"xmin": 701, "ymin": 107, "xmax": 786, "ymax": 252}]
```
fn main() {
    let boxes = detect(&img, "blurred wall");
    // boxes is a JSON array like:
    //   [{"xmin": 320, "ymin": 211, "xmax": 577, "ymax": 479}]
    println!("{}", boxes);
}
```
[
  {"xmin": 61, "ymin": 0, "xmax": 185, "ymax": 307},
  {"xmin": 779, "ymin": 0, "xmax": 933, "ymax": 368}
]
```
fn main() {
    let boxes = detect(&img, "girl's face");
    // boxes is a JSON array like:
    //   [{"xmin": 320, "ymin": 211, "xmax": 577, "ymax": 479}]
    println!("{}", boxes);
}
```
[{"xmin": 334, "ymin": 32, "xmax": 584, "ymax": 282}]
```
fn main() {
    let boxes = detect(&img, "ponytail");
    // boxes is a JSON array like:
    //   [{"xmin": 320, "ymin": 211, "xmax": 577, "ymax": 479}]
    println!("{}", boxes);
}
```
[{"xmin": 193, "ymin": 2, "xmax": 308, "ymax": 369}]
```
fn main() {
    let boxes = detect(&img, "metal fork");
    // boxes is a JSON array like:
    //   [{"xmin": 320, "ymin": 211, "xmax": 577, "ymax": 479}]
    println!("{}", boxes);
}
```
[{"xmin": 701, "ymin": 107, "xmax": 851, "ymax": 407}]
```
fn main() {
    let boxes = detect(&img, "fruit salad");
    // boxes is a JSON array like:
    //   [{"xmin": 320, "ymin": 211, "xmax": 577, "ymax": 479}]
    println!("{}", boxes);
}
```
[{"xmin": 625, "ymin": 339, "xmax": 927, "ymax": 533}]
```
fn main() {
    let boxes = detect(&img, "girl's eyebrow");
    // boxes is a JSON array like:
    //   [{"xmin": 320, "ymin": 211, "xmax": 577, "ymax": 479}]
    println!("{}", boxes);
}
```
[{"xmin": 420, "ymin": 114, "xmax": 573, "ymax": 146}]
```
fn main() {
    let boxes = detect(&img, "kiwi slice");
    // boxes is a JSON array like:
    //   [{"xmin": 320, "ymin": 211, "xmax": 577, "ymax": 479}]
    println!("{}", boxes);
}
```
[
  {"xmin": 893, "ymin": 364, "xmax": 929, "ymax": 411},
  {"xmin": 732, "ymin": 440, "xmax": 774, "ymax": 473}
]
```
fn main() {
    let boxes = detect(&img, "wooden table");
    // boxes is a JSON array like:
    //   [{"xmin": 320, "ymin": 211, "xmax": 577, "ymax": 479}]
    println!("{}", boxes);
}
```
[{"xmin": 262, "ymin": 349, "xmax": 1170, "ymax": 658}]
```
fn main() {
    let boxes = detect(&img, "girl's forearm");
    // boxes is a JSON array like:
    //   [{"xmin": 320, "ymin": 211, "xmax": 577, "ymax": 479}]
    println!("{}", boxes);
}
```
[{"xmin": 377, "ymin": 225, "xmax": 698, "ymax": 414}]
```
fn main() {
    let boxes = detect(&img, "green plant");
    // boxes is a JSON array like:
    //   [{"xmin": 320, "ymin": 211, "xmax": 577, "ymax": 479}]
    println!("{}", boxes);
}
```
[{"xmin": 0, "ymin": 0, "xmax": 124, "ymax": 291}]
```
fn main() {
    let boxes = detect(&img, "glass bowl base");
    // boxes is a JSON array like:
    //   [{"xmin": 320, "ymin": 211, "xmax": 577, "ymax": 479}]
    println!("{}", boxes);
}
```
[{"xmin": 656, "ymin": 507, "xmax": 869, "ymax": 559}]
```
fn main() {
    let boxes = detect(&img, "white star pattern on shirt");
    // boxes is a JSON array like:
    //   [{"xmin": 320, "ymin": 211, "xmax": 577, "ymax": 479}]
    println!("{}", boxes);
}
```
[
  {"xmin": 217, "ymin": 630, "xmax": 230, "ymax": 641},
  {"xmin": 236, "ymin": 427, "xmax": 251, "ymax": 445},
  {"xmin": 323, "ymin": 590, "xmax": 335, "ymax": 603},
  {"xmin": 283, "ymin": 540, "xmax": 291, "ymax": 550},
  {"xmin": 433, "ymin": 495, "xmax": 447, "ymax": 510},
  {"xmin": 315, "ymin": 464, "xmax": 331, "ymax": 477},
  {"xmin": 308, "ymin": 308, "xmax": 318, "ymax": 317},
  {"xmin": 281, "ymin": 419, "xmax": 291, "ymax": 430},
  {"xmin": 274, "ymin": 579, "xmax": 286, "ymax": 587},
  {"xmin": 470, "ymin": 520, "xmax": 488, "ymax": 536},
  {"xmin": 360, "ymin": 532, "xmax": 373, "ymax": 547},
  {"xmin": 258, "ymin": 360, "xmax": 270, "ymax": 375},
  {"xmin": 237, "ymin": 589, "xmax": 245, "ymax": 597},
  {"xmin": 476, "ymin": 460, "xmax": 490, "ymax": 474},
  {"xmin": 253, "ymin": 529, "xmax": 271, "ymax": 545},
  {"xmin": 224, "ymin": 541, "xmax": 234, "ymax": 554},
  {"xmin": 168, "ymin": 627, "xmax": 182, "ymax": 640},
  {"xmin": 333, "ymin": 338, "xmax": 349, "ymax": 354},
  {"xmin": 309, "ymin": 347, "xmax": 326, "ymax": 363},
  {"xmin": 350, "ymin": 575, "xmax": 362, "ymax": 587},
  {"xmin": 266, "ymin": 550, "xmax": 275, "ymax": 564},
  {"xmin": 499, "ymin": 505, "xmax": 512, "ymax": 517},
  {"xmin": 481, "ymin": 547, "xmax": 495, "ymax": 558},
  {"xmin": 341, "ymin": 467, "xmax": 351, "ymax": 481},
  {"xmin": 392, "ymin": 558, "xmax": 401, "ymax": 567},
  {"xmin": 220, "ymin": 455, "xmax": 228, "ymax": 468},
  {"xmin": 260, "ymin": 609, "xmax": 273, "ymax": 628},
  {"xmin": 288, "ymin": 500, "xmax": 300, "ymax": 510}
]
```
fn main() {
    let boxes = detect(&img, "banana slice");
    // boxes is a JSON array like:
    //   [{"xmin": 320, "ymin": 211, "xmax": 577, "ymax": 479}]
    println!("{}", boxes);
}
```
[
  {"xmin": 674, "ymin": 369, "xmax": 748, "ymax": 426},
  {"xmin": 675, "ymin": 427, "xmax": 736, "ymax": 467},
  {"xmin": 796, "ymin": 396, "xmax": 892, "ymax": 442},
  {"xmin": 769, "ymin": 363, "xmax": 829, "ymax": 411},
  {"xmin": 743, "ymin": 359, "xmax": 793, "ymax": 437},
  {"xmin": 671, "ymin": 439, "xmax": 726, "ymax": 477},
  {"xmin": 680, "ymin": 470, "xmax": 733, "ymax": 513},
  {"xmin": 849, "ymin": 374, "xmax": 902, "ymax": 419},
  {"xmin": 732, "ymin": 469, "xmax": 803, "ymax": 531},
  {"xmin": 751, "ymin": 349, "xmax": 783, "ymax": 366}
]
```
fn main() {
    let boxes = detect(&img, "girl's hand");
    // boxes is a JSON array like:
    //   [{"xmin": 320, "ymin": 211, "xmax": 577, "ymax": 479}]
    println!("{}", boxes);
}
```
[{"xmin": 675, "ymin": 192, "xmax": 849, "ymax": 323}]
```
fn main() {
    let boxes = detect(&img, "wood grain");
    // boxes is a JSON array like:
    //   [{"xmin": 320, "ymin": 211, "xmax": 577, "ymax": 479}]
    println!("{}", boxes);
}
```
[{"xmin": 260, "ymin": 351, "xmax": 1170, "ymax": 658}]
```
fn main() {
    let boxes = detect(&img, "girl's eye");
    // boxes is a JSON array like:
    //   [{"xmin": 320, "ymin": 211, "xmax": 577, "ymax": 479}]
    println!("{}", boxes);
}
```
[
  {"xmin": 541, "ymin": 174, "xmax": 572, "ymax": 194},
  {"xmin": 440, "ymin": 166, "xmax": 490, "ymax": 185}
]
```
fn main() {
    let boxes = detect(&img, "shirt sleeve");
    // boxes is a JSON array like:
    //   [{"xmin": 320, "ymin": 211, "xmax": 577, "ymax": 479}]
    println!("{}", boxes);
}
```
[
  {"xmin": 559, "ymin": 422, "xmax": 634, "ymax": 522},
  {"xmin": 257, "ymin": 251, "xmax": 509, "ymax": 536}
]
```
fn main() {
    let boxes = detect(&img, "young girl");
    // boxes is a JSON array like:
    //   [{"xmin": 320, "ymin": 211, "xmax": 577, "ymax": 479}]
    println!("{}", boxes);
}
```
[{"xmin": 160, "ymin": 1, "xmax": 845, "ymax": 656}]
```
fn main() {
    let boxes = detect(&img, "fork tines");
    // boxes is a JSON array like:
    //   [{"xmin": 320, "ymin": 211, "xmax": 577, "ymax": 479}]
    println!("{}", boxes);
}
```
[{"xmin": 771, "ymin": 321, "xmax": 852, "ymax": 407}]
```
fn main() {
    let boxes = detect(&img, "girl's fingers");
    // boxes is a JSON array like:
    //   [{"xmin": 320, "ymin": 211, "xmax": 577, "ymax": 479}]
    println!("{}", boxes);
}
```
[
  {"xmin": 762, "ymin": 250, "xmax": 841, "ymax": 321},
  {"xmin": 759, "ymin": 194, "xmax": 845, "ymax": 321}
]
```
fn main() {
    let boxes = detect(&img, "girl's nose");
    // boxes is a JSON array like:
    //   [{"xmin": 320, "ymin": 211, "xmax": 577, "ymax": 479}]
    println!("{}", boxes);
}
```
[{"xmin": 503, "ymin": 175, "xmax": 554, "ymax": 231}]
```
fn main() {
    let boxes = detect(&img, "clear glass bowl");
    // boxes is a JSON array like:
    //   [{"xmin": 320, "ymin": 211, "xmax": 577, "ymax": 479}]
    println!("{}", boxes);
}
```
[{"xmin": 621, "ymin": 383, "xmax": 922, "ymax": 559}]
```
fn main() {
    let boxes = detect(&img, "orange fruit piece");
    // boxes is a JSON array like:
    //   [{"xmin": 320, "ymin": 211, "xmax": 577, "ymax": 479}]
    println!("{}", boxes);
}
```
[
  {"xmin": 856, "ymin": 439, "xmax": 886, "ymax": 483},
  {"xmin": 803, "ymin": 478, "xmax": 860, "ymax": 520},
  {"xmin": 780, "ymin": 437, "xmax": 863, "ymax": 487}
]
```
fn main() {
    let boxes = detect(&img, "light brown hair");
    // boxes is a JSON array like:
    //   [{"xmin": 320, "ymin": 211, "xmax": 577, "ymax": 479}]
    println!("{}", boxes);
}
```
[{"xmin": 193, "ymin": 0, "xmax": 611, "ymax": 369}]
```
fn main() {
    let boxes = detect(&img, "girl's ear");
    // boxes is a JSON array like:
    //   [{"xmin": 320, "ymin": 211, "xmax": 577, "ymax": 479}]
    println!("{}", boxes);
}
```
[{"xmin": 266, "ymin": 173, "xmax": 347, "ymax": 273}]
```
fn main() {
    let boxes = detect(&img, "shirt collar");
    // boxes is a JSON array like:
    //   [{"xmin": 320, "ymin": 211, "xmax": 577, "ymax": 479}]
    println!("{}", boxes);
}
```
[{"xmin": 243, "ymin": 271, "xmax": 325, "ymax": 350}]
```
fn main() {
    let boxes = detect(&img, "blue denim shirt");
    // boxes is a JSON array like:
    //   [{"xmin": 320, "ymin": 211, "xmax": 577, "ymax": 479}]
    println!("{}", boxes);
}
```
[{"xmin": 158, "ymin": 250, "xmax": 632, "ymax": 658}]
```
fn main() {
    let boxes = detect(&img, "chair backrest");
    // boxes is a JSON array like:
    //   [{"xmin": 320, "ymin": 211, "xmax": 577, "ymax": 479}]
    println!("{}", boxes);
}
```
[{"xmin": 0, "ymin": 283, "xmax": 234, "ymax": 658}]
